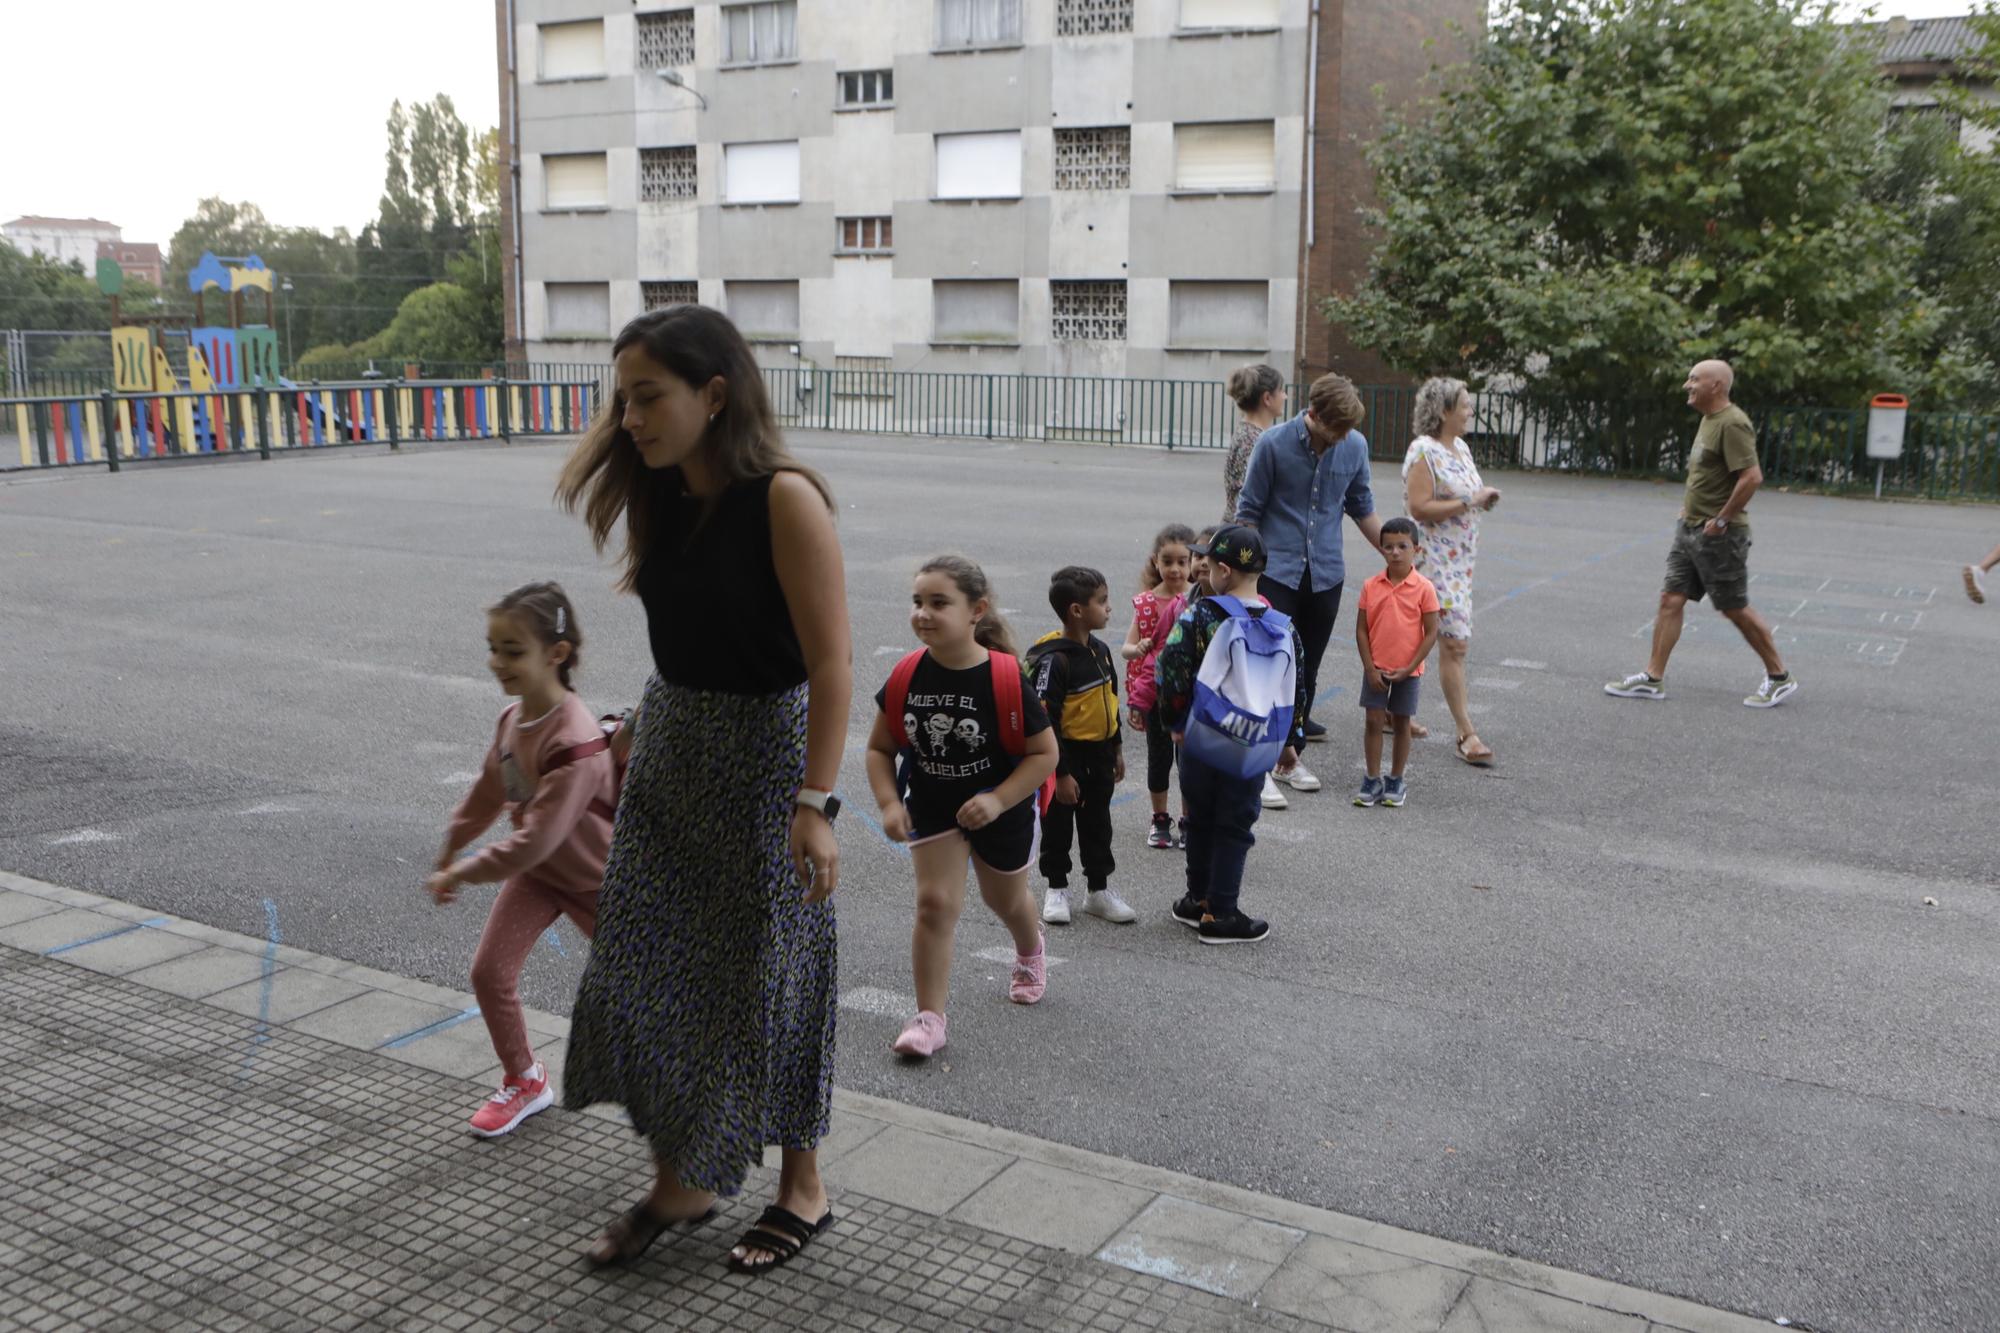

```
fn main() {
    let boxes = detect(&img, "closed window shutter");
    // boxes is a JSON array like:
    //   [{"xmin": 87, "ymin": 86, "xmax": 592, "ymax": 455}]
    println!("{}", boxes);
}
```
[
  {"xmin": 1169, "ymin": 281, "xmax": 1269, "ymax": 348},
  {"xmin": 1179, "ymin": 0, "xmax": 1278, "ymax": 27},
  {"xmin": 544, "ymin": 154, "xmax": 609, "ymax": 209},
  {"xmin": 1173, "ymin": 122, "xmax": 1275, "ymax": 190},
  {"xmin": 934, "ymin": 280, "xmax": 1019, "ymax": 342},
  {"xmin": 546, "ymin": 283, "xmax": 609, "ymax": 337},
  {"xmin": 936, "ymin": 132, "xmax": 1023, "ymax": 199},
  {"xmin": 726, "ymin": 281, "xmax": 801, "ymax": 338},
  {"xmin": 541, "ymin": 21, "xmax": 606, "ymax": 78},
  {"xmin": 724, "ymin": 141, "xmax": 801, "ymax": 203}
]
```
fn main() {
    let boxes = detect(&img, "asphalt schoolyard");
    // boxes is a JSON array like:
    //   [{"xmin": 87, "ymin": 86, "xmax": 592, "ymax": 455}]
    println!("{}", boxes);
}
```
[{"xmin": 3, "ymin": 430, "xmax": 1997, "ymax": 1331}]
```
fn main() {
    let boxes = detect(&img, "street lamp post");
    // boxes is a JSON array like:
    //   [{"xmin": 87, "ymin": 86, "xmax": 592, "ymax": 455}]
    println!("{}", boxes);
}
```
[{"xmin": 280, "ymin": 279, "xmax": 295, "ymax": 369}]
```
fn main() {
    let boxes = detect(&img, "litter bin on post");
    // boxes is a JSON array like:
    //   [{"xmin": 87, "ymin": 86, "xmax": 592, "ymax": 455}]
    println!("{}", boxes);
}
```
[{"xmin": 1867, "ymin": 393, "xmax": 1907, "ymax": 499}]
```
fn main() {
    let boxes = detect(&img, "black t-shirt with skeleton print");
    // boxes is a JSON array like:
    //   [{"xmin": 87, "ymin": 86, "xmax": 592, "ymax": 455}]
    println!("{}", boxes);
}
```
[{"xmin": 876, "ymin": 653, "xmax": 1051, "ymax": 836}]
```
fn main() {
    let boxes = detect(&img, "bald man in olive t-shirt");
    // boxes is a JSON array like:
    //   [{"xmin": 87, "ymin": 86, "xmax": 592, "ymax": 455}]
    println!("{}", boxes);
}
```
[{"xmin": 1605, "ymin": 359, "xmax": 1798, "ymax": 708}]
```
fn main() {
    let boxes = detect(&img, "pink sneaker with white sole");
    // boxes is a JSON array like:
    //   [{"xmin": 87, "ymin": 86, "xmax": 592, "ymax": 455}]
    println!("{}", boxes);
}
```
[
  {"xmin": 469, "ymin": 1064, "xmax": 553, "ymax": 1138},
  {"xmin": 892, "ymin": 1010, "xmax": 948, "ymax": 1058},
  {"xmin": 1009, "ymin": 935, "xmax": 1047, "ymax": 1005}
]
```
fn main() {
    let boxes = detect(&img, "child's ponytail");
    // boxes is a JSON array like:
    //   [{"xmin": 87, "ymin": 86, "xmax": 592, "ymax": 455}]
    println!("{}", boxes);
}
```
[{"xmin": 918, "ymin": 554, "xmax": 1017, "ymax": 658}]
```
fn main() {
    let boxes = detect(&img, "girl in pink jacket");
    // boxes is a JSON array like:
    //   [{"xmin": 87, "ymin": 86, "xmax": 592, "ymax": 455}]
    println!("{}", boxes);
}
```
[{"xmin": 428, "ymin": 581, "xmax": 617, "ymax": 1138}]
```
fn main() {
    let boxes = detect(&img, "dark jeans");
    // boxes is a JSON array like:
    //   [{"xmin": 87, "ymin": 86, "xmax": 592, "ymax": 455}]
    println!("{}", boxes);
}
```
[
  {"xmin": 1144, "ymin": 704, "xmax": 1177, "ymax": 795},
  {"xmin": 1040, "ymin": 739, "xmax": 1119, "ymax": 890},
  {"xmin": 1179, "ymin": 754, "xmax": 1264, "ymax": 917},
  {"xmin": 1258, "ymin": 572, "xmax": 1344, "ymax": 721}
]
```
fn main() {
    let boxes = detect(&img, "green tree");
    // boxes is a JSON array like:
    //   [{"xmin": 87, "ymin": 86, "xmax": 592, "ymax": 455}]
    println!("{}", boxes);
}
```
[
  {"xmin": 164, "ymin": 198, "xmax": 375, "ymax": 353},
  {"xmin": 360, "ymin": 281, "xmax": 494, "ymax": 366},
  {"xmin": 1329, "ymin": 0, "xmax": 1926, "ymax": 443}
]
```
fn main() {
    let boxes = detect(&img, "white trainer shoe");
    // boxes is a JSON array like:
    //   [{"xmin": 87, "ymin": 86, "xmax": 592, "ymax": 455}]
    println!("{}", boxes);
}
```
[
  {"xmin": 1041, "ymin": 888, "xmax": 1072, "ymax": 925},
  {"xmin": 1083, "ymin": 889, "xmax": 1137, "ymax": 923},
  {"xmin": 1260, "ymin": 773, "xmax": 1288, "ymax": 809},
  {"xmin": 1277, "ymin": 761, "xmax": 1321, "ymax": 792}
]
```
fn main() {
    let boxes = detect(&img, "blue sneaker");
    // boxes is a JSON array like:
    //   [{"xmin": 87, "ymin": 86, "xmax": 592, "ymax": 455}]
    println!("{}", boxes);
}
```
[
  {"xmin": 1381, "ymin": 776, "xmax": 1408, "ymax": 808},
  {"xmin": 1353, "ymin": 776, "xmax": 1385, "ymax": 807}
]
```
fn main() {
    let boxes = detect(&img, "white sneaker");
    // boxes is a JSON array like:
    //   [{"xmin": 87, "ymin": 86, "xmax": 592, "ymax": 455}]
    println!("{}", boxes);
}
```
[
  {"xmin": 1261, "ymin": 773, "xmax": 1288, "ymax": 809},
  {"xmin": 1083, "ymin": 889, "xmax": 1137, "ymax": 923},
  {"xmin": 1743, "ymin": 674, "xmax": 1800, "ymax": 708},
  {"xmin": 1277, "ymin": 761, "xmax": 1321, "ymax": 792},
  {"xmin": 1041, "ymin": 888, "xmax": 1072, "ymax": 925},
  {"xmin": 1967, "ymin": 564, "xmax": 1987, "ymax": 605}
]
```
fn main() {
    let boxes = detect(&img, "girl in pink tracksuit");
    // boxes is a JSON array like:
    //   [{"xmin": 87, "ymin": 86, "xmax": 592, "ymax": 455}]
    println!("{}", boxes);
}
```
[{"xmin": 428, "ymin": 581, "xmax": 616, "ymax": 1138}]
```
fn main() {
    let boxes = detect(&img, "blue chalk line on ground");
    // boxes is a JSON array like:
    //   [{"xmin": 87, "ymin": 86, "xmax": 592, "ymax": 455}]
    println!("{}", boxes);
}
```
[
  {"xmin": 843, "ymin": 788, "xmax": 909, "ymax": 855},
  {"xmin": 43, "ymin": 916, "xmax": 169, "ymax": 956},
  {"xmin": 542, "ymin": 927, "xmax": 569, "ymax": 959},
  {"xmin": 240, "ymin": 899, "xmax": 282, "ymax": 1077},
  {"xmin": 380, "ymin": 1005, "xmax": 483, "ymax": 1050}
]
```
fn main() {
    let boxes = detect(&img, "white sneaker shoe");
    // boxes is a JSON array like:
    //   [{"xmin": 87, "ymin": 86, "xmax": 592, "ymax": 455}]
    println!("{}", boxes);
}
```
[
  {"xmin": 1041, "ymin": 889, "xmax": 1072, "ymax": 925},
  {"xmin": 1261, "ymin": 773, "xmax": 1288, "ymax": 809},
  {"xmin": 1083, "ymin": 889, "xmax": 1137, "ymax": 923},
  {"xmin": 1743, "ymin": 674, "xmax": 1800, "ymax": 708},
  {"xmin": 1277, "ymin": 761, "xmax": 1321, "ymax": 792},
  {"xmin": 1966, "ymin": 564, "xmax": 1987, "ymax": 604}
]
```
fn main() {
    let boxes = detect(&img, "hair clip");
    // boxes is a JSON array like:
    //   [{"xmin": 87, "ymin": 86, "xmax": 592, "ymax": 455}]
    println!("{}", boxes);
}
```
[{"xmin": 555, "ymin": 606, "xmax": 567, "ymax": 636}]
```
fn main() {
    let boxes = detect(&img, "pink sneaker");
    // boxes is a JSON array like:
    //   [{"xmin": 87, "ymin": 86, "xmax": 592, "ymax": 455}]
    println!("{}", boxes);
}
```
[
  {"xmin": 469, "ymin": 1064, "xmax": 553, "ymax": 1138},
  {"xmin": 1009, "ymin": 935, "xmax": 1047, "ymax": 1005},
  {"xmin": 892, "ymin": 1011, "xmax": 948, "ymax": 1058}
]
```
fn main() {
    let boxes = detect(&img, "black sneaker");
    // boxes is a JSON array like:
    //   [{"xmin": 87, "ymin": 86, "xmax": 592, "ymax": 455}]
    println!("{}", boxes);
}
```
[
  {"xmin": 1170, "ymin": 895, "xmax": 1205, "ymax": 929},
  {"xmin": 1147, "ymin": 814, "xmax": 1176, "ymax": 849},
  {"xmin": 1198, "ymin": 910, "xmax": 1270, "ymax": 945},
  {"xmin": 1302, "ymin": 718, "xmax": 1328, "ymax": 743}
]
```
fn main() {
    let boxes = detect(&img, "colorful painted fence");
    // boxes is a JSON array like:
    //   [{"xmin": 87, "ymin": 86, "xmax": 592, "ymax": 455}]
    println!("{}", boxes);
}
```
[{"xmin": 3, "ymin": 378, "xmax": 601, "ymax": 472}]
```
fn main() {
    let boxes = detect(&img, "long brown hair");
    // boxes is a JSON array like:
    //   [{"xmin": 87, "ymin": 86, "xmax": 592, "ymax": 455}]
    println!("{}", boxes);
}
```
[
  {"xmin": 918, "ymin": 554, "xmax": 1016, "ymax": 658},
  {"xmin": 490, "ymin": 580, "xmax": 583, "ymax": 689},
  {"xmin": 555, "ymin": 305, "xmax": 832, "ymax": 591},
  {"xmin": 1140, "ymin": 523, "xmax": 1197, "ymax": 591}
]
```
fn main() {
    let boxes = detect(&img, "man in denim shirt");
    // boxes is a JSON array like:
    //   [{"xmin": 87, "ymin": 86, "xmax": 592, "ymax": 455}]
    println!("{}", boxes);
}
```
[{"xmin": 1234, "ymin": 373, "xmax": 1386, "ymax": 768}]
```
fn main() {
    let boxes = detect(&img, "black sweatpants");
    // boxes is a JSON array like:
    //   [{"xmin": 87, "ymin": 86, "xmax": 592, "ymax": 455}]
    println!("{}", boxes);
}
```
[
  {"xmin": 1258, "ymin": 571, "xmax": 1344, "ymax": 721},
  {"xmin": 1039, "ymin": 739, "xmax": 1119, "ymax": 891}
]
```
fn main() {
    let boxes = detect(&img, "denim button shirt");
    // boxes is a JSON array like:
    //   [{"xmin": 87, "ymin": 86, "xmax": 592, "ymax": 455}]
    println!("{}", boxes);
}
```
[{"xmin": 1233, "ymin": 414, "xmax": 1376, "ymax": 593}]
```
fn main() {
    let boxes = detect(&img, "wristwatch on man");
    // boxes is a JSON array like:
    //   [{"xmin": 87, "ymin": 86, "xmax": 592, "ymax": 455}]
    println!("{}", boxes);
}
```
[{"xmin": 795, "ymin": 787, "xmax": 842, "ymax": 822}]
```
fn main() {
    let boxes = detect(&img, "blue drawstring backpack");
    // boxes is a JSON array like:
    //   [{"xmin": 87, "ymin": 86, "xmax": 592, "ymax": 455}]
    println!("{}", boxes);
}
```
[{"xmin": 1181, "ymin": 596, "xmax": 1296, "ymax": 780}]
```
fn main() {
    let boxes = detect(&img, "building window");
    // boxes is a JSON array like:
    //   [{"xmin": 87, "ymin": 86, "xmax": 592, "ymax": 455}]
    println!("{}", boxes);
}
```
[
  {"xmin": 1058, "ymin": 0, "xmax": 1132, "ymax": 35},
  {"xmin": 1168, "ymin": 280, "xmax": 1268, "ymax": 349},
  {"xmin": 723, "ymin": 141, "xmax": 801, "ymax": 204},
  {"xmin": 1053, "ymin": 127, "xmax": 1131, "ymax": 190},
  {"xmin": 933, "ymin": 280, "xmax": 1019, "ymax": 343},
  {"xmin": 838, "ymin": 217, "xmax": 894, "ymax": 253},
  {"xmin": 544, "ymin": 153, "xmax": 609, "ymax": 209},
  {"xmin": 936, "ymin": 0, "xmax": 1022, "ymax": 51},
  {"xmin": 640, "ymin": 146, "xmax": 698, "ymax": 202},
  {"xmin": 935, "ymin": 131, "xmax": 1022, "ymax": 200},
  {"xmin": 1051, "ymin": 281, "xmax": 1127, "ymax": 341},
  {"xmin": 546, "ymin": 283, "xmax": 610, "ymax": 338},
  {"xmin": 1179, "ymin": 0, "xmax": 1279, "ymax": 29},
  {"xmin": 838, "ymin": 68, "xmax": 894, "ymax": 108},
  {"xmin": 1173, "ymin": 122, "xmax": 1276, "ymax": 191},
  {"xmin": 721, "ymin": 1, "xmax": 797, "ymax": 65},
  {"xmin": 636, "ymin": 9, "xmax": 696, "ymax": 68},
  {"xmin": 539, "ymin": 20, "xmax": 606, "ymax": 79},
  {"xmin": 643, "ymin": 281, "xmax": 699, "ymax": 310},
  {"xmin": 726, "ymin": 281, "xmax": 801, "ymax": 340}
]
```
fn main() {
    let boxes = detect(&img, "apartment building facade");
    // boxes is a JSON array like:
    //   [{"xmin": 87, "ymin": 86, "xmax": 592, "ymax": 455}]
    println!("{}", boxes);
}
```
[{"xmin": 495, "ymin": 0, "xmax": 1477, "ymax": 389}]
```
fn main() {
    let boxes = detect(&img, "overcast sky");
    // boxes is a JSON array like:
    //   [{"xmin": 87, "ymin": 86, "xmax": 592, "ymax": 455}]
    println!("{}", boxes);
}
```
[
  {"xmin": 0, "ymin": 1, "xmax": 499, "ymax": 246},
  {"xmin": 0, "ymin": 1, "xmax": 1981, "ymax": 249}
]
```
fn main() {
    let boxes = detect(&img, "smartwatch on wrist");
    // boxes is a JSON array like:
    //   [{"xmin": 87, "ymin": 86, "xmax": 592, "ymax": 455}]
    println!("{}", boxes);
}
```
[{"xmin": 795, "ymin": 787, "xmax": 842, "ymax": 823}]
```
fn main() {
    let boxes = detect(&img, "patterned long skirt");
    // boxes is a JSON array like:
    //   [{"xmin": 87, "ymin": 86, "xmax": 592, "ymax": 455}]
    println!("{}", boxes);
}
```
[{"xmin": 563, "ymin": 673, "xmax": 836, "ymax": 1195}]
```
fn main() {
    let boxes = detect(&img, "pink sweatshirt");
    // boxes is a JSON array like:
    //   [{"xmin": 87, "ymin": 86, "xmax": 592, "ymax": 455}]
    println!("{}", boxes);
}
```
[{"xmin": 444, "ymin": 693, "xmax": 616, "ymax": 895}]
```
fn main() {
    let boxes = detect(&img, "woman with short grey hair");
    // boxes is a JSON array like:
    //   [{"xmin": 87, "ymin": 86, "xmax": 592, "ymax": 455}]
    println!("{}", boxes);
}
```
[{"xmin": 1402, "ymin": 377, "xmax": 1502, "ymax": 765}]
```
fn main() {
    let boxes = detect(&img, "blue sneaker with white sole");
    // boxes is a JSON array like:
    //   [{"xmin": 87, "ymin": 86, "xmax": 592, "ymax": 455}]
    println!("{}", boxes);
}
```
[{"xmin": 1353, "ymin": 776, "xmax": 1384, "ymax": 807}]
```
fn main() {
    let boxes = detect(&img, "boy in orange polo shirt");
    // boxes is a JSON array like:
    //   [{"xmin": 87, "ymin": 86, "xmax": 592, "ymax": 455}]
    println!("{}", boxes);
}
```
[{"xmin": 1353, "ymin": 517, "xmax": 1440, "ymax": 808}]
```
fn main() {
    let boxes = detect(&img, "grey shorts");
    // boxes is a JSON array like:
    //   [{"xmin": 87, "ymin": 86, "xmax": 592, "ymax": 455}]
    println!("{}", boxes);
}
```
[
  {"xmin": 1663, "ymin": 521, "xmax": 1752, "ymax": 611},
  {"xmin": 1358, "ymin": 676, "xmax": 1422, "ymax": 717}
]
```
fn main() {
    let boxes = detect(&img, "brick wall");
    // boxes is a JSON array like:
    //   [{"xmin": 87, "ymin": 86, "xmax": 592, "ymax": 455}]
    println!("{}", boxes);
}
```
[{"xmin": 1300, "ymin": 0, "xmax": 1483, "ymax": 387}]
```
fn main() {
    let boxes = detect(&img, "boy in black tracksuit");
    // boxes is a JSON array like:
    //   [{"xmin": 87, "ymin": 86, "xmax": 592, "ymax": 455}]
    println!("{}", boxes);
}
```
[{"xmin": 1028, "ymin": 566, "xmax": 1130, "ymax": 926}]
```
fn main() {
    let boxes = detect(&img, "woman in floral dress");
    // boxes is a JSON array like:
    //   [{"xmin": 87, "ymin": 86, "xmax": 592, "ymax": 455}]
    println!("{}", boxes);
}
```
[{"xmin": 1402, "ymin": 377, "xmax": 1502, "ymax": 765}]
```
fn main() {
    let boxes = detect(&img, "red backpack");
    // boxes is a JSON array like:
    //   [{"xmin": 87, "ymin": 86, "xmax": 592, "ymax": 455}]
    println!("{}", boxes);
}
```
[
  {"xmin": 884, "ymin": 649, "xmax": 1056, "ymax": 818},
  {"xmin": 540, "ymin": 712, "xmax": 629, "ymax": 822}
]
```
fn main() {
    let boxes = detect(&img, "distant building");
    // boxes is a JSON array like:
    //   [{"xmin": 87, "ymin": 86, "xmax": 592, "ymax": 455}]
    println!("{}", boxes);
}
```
[
  {"xmin": 1, "ymin": 216, "xmax": 125, "ymax": 273},
  {"xmin": 1846, "ymin": 14, "xmax": 1996, "ymax": 151},
  {"xmin": 96, "ymin": 240, "xmax": 164, "ymax": 288},
  {"xmin": 495, "ymin": 0, "xmax": 1480, "ymax": 388}
]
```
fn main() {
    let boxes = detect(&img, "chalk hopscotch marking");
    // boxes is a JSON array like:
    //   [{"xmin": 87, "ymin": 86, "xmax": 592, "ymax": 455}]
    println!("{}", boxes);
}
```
[
  {"xmin": 839, "ymin": 986, "xmax": 916, "ymax": 1017},
  {"xmin": 48, "ymin": 829, "xmax": 121, "ymax": 846},
  {"xmin": 239, "ymin": 802, "xmax": 302, "ymax": 815},
  {"xmin": 542, "ymin": 927, "xmax": 570, "ymax": 959},
  {"xmin": 440, "ymin": 771, "xmax": 482, "ymax": 785},
  {"xmin": 1498, "ymin": 659, "xmax": 1546, "ymax": 671},
  {"xmin": 379, "ymin": 1005, "xmax": 483, "ymax": 1050},
  {"xmin": 973, "ymin": 946, "xmax": 1068, "ymax": 967},
  {"xmin": 241, "ymin": 898, "xmax": 282, "ymax": 1078},
  {"xmin": 1472, "ymin": 677, "xmax": 1523, "ymax": 691},
  {"xmin": 44, "ymin": 917, "xmax": 169, "ymax": 956}
]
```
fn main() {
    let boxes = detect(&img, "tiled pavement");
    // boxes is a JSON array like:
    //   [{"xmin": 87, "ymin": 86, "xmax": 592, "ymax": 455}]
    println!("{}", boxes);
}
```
[{"xmin": 0, "ymin": 871, "xmax": 1771, "ymax": 1332}]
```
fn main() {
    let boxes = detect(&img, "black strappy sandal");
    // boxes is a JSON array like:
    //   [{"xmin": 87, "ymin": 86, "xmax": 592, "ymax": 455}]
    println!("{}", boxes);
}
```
[
  {"xmin": 726, "ymin": 1204, "xmax": 835, "ymax": 1275},
  {"xmin": 586, "ymin": 1199, "xmax": 718, "ymax": 1269}
]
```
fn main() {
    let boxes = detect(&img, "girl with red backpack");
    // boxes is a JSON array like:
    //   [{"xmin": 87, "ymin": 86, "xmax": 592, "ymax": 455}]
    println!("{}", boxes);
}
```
[
  {"xmin": 428, "ymin": 581, "xmax": 617, "ymax": 1138},
  {"xmin": 865, "ymin": 555, "xmax": 1060, "ymax": 1059}
]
